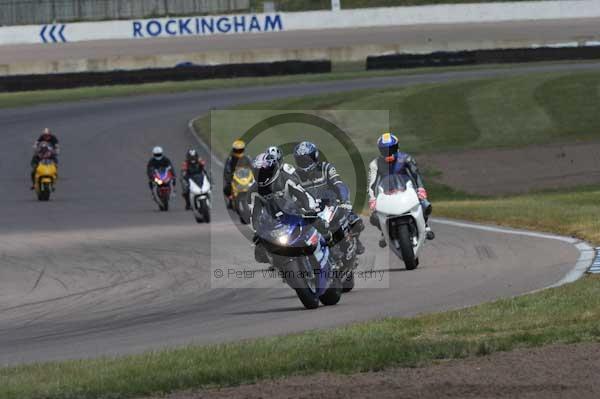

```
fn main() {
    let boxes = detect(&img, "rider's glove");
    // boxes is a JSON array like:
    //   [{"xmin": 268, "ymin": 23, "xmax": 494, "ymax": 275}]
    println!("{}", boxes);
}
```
[
  {"xmin": 417, "ymin": 187, "xmax": 428, "ymax": 201},
  {"xmin": 368, "ymin": 199, "xmax": 377, "ymax": 211},
  {"xmin": 340, "ymin": 201, "xmax": 353, "ymax": 211}
]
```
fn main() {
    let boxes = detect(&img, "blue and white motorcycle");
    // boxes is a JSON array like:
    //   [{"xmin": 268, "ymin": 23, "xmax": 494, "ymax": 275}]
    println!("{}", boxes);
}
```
[{"xmin": 254, "ymin": 197, "xmax": 342, "ymax": 309}]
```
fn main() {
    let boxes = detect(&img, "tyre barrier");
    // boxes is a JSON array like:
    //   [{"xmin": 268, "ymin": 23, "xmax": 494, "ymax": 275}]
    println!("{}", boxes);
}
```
[
  {"xmin": 366, "ymin": 46, "xmax": 600, "ymax": 70},
  {"xmin": 0, "ymin": 60, "xmax": 331, "ymax": 92}
]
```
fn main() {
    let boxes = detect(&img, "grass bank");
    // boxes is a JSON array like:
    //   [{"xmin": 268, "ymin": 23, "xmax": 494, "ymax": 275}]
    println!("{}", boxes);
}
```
[
  {"xmin": 3, "ymin": 274, "xmax": 600, "ymax": 399},
  {"xmin": 200, "ymin": 69, "xmax": 600, "ymax": 158},
  {"xmin": 197, "ymin": 68, "xmax": 600, "ymax": 210},
  {"xmin": 0, "ymin": 64, "xmax": 507, "ymax": 110},
  {"xmin": 0, "ymin": 61, "xmax": 588, "ymax": 110},
  {"xmin": 436, "ymin": 186, "xmax": 600, "ymax": 244}
]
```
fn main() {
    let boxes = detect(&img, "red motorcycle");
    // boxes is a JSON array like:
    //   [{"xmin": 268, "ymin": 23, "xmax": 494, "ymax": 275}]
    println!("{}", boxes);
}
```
[{"xmin": 152, "ymin": 167, "xmax": 174, "ymax": 211}]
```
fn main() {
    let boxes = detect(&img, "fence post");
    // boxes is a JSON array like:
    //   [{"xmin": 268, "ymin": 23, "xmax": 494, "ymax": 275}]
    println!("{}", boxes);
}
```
[
  {"xmin": 331, "ymin": 0, "xmax": 341, "ymax": 11},
  {"xmin": 51, "ymin": 0, "xmax": 56, "ymax": 22}
]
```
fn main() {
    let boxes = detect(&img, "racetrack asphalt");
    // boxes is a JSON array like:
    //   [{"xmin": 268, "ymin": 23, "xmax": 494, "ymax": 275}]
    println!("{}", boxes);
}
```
[
  {"xmin": 1, "ymin": 18, "xmax": 599, "ymax": 64},
  {"xmin": 0, "ymin": 62, "xmax": 595, "ymax": 366}
]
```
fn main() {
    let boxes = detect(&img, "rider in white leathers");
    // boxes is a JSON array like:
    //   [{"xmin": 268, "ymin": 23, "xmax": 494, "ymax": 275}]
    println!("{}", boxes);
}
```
[{"xmin": 368, "ymin": 133, "xmax": 435, "ymax": 247}]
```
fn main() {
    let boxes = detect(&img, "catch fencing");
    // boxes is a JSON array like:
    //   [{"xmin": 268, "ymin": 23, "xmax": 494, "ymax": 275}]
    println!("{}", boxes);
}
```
[{"xmin": 0, "ymin": 0, "xmax": 250, "ymax": 26}]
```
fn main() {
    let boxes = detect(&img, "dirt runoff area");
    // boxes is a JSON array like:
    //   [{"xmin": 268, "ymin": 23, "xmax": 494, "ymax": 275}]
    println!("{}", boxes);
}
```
[
  {"xmin": 156, "ymin": 343, "xmax": 600, "ymax": 399},
  {"xmin": 421, "ymin": 141, "xmax": 600, "ymax": 196}
]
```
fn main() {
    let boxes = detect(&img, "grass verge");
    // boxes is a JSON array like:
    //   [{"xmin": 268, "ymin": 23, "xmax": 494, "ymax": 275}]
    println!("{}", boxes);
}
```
[
  {"xmin": 199, "ymin": 69, "xmax": 600, "ymax": 157},
  {"xmin": 0, "ymin": 61, "xmax": 586, "ymax": 110},
  {"xmin": 3, "ymin": 274, "xmax": 600, "ymax": 399}
]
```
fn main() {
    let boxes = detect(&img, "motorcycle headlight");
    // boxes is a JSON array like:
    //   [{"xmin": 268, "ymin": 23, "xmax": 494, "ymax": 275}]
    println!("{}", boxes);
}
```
[
  {"xmin": 155, "ymin": 178, "xmax": 163, "ymax": 185},
  {"xmin": 277, "ymin": 235, "xmax": 289, "ymax": 245}
]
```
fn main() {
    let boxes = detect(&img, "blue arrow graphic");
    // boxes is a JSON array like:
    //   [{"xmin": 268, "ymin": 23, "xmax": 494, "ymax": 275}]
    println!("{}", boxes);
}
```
[
  {"xmin": 40, "ymin": 24, "xmax": 67, "ymax": 43},
  {"xmin": 40, "ymin": 25, "xmax": 48, "ymax": 43},
  {"xmin": 48, "ymin": 25, "xmax": 57, "ymax": 42},
  {"xmin": 58, "ymin": 25, "xmax": 67, "ymax": 42}
]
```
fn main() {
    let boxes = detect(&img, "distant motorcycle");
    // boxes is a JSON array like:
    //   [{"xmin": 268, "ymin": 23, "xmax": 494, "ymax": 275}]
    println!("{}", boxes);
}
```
[
  {"xmin": 152, "ymin": 167, "xmax": 175, "ymax": 212},
  {"xmin": 231, "ymin": 167, "xmax": 256, "ymax": 224},
  {"xmin": 188, "ymin": 172, "xmax": 211, "ymax": 223},
  {"xmin": 34, "ymin": 159, "xmax": 57, "ymax": 201},
  {"xmin": 375, "ymin": 174, "xmax": 426, "ymax": 270},
  {"xmin": 254, "ymin": 196, "xmax": 342, "ymax": 310}
]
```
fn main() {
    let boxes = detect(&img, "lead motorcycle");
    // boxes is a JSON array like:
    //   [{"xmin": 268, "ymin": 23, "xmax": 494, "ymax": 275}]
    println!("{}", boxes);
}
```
[
  {"xmin": 152, "ymin": 166, "xmax": 175, "ymax": 212},
  {"xmin": 374, "ymin": 174, "xmax": 426, "ymax": 270},
  {"xmin": 188, "ymin": 171, "xmax": 211, "ymax": 223},
  {"xmin": 254, "ymin": 196, "xmax": 342, "ymax": 310}
]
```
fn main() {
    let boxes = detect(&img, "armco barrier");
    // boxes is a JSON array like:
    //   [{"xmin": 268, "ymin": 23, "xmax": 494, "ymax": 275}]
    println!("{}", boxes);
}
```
[
  {"xmin": 366, "ymin": 46, "xmax": 600, "ymax": 70},
  {"xmin": 0, "ymin": 60, "xmax": 331, "ymax": 92}
]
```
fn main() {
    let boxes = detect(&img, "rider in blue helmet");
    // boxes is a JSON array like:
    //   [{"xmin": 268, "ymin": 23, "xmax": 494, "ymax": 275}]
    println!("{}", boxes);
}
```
[
  {"xmin": 293, "ymin": 141, "xmax": 365, "ymax": 255},
  {"xmin": 368, "ymin": 133, "xmax": 435, "ymax": 247}
]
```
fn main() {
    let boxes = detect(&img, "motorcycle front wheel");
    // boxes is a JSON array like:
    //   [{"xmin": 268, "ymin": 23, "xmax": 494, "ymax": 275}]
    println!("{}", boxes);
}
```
[
  {"xmin": 320, "ymin": 278, "xmax": 342, "ymax": 306},
  {"xmin": 397, "ymin": 224, "xmax": 417, "ymax": 270},
  {"xmin": 201, "ymin": 199, "xmax": 211, "ymax": 223}
]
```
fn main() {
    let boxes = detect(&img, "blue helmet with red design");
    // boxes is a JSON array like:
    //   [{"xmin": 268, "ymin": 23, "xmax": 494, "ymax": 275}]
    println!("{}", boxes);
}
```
[{"xmin": 377, "ymin": 133, "xmax": 399, "ymax": 160}]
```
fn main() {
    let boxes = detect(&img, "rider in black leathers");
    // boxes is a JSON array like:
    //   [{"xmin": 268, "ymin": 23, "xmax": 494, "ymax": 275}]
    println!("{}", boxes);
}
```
[
  {"xmin": 146, "ymin": 146, "xmax": 176, "ymax": 191},
  {"xmin": 250, "ymin": 151, "xmax": 325, "ymax": 263},
  {"xmin": 293, "ymin": 141, "xmax": 365, "ymax": 255},
  {"xmin": 180, "ymin": 148, "xmax": 208, "ymax": 210}
]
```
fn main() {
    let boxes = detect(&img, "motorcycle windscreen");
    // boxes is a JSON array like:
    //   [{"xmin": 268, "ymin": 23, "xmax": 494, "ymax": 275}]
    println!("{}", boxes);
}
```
[
  {"xmin": 154, "ymin": 168, "xmax": 172, "ymax": 183},
  {"xmin": 234, "ymin": 167, "xmax": 252, "ymax": 180},
  {"xmin": 190, "ymin": 173, "xmax": 204, "ymax": 187},
  {"xmin": 378, "ymin": 174, "xmax": 408, "ymax": 195},
  {"xmin": 254, "ymin": 198, "xmax": 313, "ymax": 250}
]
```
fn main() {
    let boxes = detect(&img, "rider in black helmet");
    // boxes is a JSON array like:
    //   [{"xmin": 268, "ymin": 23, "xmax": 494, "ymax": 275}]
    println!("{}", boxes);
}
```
[
  {"xmin": 181, "ymin": 148, "xmax": 207, "ymax": 210},
  {"xmin": 293, "ymin": 141, "xmax": 365, "ymax": 255},
  {"xmin": 250, "ymin": 150, "xmax": 324, "ymax": 263}
]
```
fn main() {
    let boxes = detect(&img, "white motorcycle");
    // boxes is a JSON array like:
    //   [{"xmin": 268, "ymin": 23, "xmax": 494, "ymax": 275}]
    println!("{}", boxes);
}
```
[
  {"xmin": 375, "ymin": 175, "xmax": 426, "ymax": 270},
  {"xmin": 188, "ymin": 172, "xmax": 211, "ymax": 223}
]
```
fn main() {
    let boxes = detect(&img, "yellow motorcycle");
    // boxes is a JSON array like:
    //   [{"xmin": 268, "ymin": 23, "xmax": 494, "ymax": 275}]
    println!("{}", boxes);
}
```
[
  {"xmin": 231, "ymin": 167, "xmax": 256, "ymax": 225},
  {"xmin": 34, "ymin": 159, "xmax": 58, "ymax": 201}
]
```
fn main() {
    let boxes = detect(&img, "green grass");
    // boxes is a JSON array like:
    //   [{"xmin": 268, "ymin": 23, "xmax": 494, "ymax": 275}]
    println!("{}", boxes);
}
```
[
  {"xmin": 3, "ymin": 275, "xmax": 600, "ymax": 399},
  {"xmin": 200, "ymin": 70, "xmax": 600, "ymax": 158},
  {"xmin": 436, "ymin": 186, "xmax": 600, "ymax": 244},
  {"xmin": 197, "ymin": 69, "xmax": 600, "ymax": 208},
  {"xmin": 0, "ymin": 61, "xmax": 584, "ymax": 111},
  {"xmin": 0, "ymin": 65, "xmax": 483, "ymax": 110}
]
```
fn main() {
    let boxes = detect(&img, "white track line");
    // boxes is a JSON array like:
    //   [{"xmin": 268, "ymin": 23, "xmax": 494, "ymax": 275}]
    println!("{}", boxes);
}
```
[
  {"xmin": 188, "ymin": 117, "xmax": 224, "ymax": 168},
  {"xmin": 188, "ymin": 117, "xmax": 596, "ymax": 289}
]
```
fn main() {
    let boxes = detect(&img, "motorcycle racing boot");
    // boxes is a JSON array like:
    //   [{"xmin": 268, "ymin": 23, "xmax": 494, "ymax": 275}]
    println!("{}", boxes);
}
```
[
  {"xmin": 425, "ymin": 224, "xmax": 435, "ymax": 240},
  {"xmin": 378, "ymin": 233, "xmax": 387, "ymax": 248}
]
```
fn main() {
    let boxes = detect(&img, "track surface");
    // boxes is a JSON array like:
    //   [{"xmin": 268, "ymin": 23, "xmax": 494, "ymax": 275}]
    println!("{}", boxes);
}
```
[
  {"xmin": 0, "ymin": 63, "xmax": 593, "ymax": 366},
  {"xmin": 1, "ymin": 18, "xmax": 599, "ymax": 64}
]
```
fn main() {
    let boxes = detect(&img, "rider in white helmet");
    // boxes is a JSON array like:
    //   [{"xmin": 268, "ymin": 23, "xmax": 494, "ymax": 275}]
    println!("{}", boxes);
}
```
[{"xmin": 146, "ymin": 146, "xmax": 176, "ymax": 191}]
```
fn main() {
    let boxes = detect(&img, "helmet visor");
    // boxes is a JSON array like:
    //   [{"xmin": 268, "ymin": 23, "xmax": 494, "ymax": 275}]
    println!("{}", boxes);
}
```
[
  {"xmin": 378, "ymin": 143, "xmax": 398, "ymax": 158},
  {"xmin": 255, "ymin": 164, "xmax": 277, "ymax": 185},
  {"xmin": 294, "ymin": 154, "xmax": 316, "ymax": 170}
]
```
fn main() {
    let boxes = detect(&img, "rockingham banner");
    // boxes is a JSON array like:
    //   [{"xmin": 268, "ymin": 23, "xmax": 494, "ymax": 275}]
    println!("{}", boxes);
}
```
[{"xmin": 1, "ymin": 0, "xmax": 600, "ymax": 46}]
